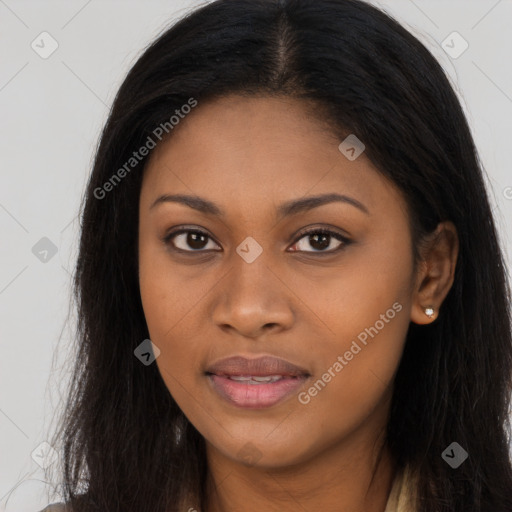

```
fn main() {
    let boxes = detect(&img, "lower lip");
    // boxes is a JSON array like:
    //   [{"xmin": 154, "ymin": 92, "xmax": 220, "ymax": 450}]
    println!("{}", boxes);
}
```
[{"xmin": 207, "ymin": 374, "xmax": 308, "ymax": 409}]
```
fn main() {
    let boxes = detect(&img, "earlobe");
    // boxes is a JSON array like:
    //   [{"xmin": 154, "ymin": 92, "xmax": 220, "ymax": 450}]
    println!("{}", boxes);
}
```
[
  {"xmin": 411, "ymin": 304, "xmax": 438, "ymax": 325},
  {"xmin": 410, "ymin": 221, "xmax": 459, "ymax": 325}
]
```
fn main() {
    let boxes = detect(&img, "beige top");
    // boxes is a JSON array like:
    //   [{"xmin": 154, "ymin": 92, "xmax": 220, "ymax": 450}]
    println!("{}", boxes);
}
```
[
  {"xmin": 384, "ymin": 464, "xmax": 417, "ymax": 512},
  {"xmin": 40, "ymin": 466, "xmax": 417, "ymax": 512}
]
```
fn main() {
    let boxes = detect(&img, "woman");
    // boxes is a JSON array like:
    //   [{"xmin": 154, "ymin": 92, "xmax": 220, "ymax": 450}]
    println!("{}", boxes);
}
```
[{"xmin": 43, "ymin": 0, "xmax": 512, "ymax": 510}]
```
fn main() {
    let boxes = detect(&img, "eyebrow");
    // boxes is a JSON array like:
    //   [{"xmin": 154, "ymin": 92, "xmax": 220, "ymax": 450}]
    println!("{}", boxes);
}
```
[{"xmin": 149, "ymin": 192, "xmax": 369, "ymax": 217}]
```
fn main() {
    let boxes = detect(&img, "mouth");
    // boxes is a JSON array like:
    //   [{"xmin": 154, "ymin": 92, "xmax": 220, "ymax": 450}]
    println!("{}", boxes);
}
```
[
  {"xmin": 206, "ymin": 374, "xmax": 309, "ymax": 409},
  {"xmin": 205, "ymin": 355, "xmax": 311, "ymax": 409}
]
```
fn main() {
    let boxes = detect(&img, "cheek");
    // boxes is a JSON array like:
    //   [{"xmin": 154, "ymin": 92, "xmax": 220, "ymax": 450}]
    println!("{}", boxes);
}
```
[
  {"xmin": 311, "ymin": 226, "xmax": 413, "ymax": 346},
  {"xmin": 138, "ymin": 242, "xmax": 188, "ymax": 376},
  {"xmin": 139, "ymin": 272, "xmax": 202, "ymax": 417},
  {"xmin": 138, "ymin": 233, "xmax": 198, "ymax": 341},
  {"xmin": 138, "ymin": 239, "xmax": 215, "ymax": 418},
  {"xmin": 295, "ymin": 233, "xmax": 413, "ymax": 425},
  {"xmin": 289, "ymin": 299, "xmax": 410, "ymax": 462}
]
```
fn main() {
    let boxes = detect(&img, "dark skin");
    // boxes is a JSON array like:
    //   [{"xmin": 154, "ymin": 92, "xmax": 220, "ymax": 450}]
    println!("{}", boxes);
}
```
[{"xmin": 138, "ymin": 95, "xmax": 459, "ymax": 512}]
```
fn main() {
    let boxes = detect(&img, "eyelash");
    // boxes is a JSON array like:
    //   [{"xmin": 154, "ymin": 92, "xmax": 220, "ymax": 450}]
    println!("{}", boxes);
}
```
[{"xmin": 162, "ymin": 226, "xmax": 351, "ymax": 255}]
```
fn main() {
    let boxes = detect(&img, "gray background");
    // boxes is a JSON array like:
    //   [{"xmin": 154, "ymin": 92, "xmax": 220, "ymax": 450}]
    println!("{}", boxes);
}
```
[{"xmin": 1, "ymin": 1, "xmax": 511, "ymax": 510}]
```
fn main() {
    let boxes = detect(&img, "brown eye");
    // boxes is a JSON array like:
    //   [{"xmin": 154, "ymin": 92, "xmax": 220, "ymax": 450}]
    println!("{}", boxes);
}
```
[
  {"xmin": 289, "ymin": 228, "xmax": 350, "ymax": 253},
  {"xmin": 164, "ymin": 229, "xmax": 221, "ymax": 252}
]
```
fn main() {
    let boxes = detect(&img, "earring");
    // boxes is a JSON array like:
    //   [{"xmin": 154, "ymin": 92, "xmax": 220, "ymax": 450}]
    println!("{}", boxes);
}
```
[{"xmin": 424, "ymin": 306, "xmax": 435, "ymax": 319}]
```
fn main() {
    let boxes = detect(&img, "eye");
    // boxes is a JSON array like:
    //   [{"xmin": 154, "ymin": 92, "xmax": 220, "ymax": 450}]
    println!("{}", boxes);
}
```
[
  {"xmin": 163, "ymin": 227, "xmax": 221, "ymax": 252},
  {"xmin": 288, "ymin": 227, "xmax": 350, "ymax": 254},
  {"xmin": 162, "ymin": 226, "xmax": 351, "ymax": 255}
]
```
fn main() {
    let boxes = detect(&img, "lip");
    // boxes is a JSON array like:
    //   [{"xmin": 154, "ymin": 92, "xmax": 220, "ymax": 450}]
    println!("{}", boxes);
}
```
[
  {"xmin": 205, "ymin": 355, "xmax": 310, "ymax": 377},
  {"xmin": 205, "ymin": 355, "xmax": 310, "ymax": 409}
]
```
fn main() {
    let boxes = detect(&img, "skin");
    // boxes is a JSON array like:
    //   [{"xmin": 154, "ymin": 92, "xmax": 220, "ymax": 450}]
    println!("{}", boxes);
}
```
[{"xmin": 138, "ymin": 95, "xmax": 459, "ymax": 512}]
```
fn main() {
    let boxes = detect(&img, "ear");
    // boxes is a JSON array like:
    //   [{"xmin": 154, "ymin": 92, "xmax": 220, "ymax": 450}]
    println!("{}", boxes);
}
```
[{"xmin": 410, "ymin": 221, "xmax": 459, "ymax": 325}]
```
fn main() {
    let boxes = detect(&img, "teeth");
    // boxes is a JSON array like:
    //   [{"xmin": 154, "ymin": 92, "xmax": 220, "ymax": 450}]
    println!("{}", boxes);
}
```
[
  {"xmin": 252, "ymin": 375, "xmax": 283, "ymax": 382},
  {"xmin": 228, "ymin": 375, "xmax": 283, "ymax": 384}
]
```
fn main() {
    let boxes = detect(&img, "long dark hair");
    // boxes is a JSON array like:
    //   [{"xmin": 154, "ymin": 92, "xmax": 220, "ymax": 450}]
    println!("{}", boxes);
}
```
[{"xmin": 47, "ymin": 0, "xmax": 512, "ymax": 510}]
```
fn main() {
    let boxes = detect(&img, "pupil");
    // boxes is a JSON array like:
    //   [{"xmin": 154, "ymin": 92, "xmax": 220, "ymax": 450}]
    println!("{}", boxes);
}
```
[
  {"xmin": 188, "ymin": 232, "xmax": 207, "ymax": 249},
  {"xmin": 311, "ymin": 233, "xmax": 329, "ymax": 250}
]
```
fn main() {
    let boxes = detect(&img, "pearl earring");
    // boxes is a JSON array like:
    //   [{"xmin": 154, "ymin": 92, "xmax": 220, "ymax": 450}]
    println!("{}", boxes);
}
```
[{"xmin": 424, "ymin": 306, "xmax": 435, "ymax": 319}]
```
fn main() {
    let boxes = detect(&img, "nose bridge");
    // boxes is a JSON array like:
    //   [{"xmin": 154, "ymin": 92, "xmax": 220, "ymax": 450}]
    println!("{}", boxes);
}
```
[
  {"xmin": 227, "ymin": 243, "xmax": 277, "ymax": 306},
  {"xmin": 211, "ymin": 242, "xmax": 294, "ymax": 335}
]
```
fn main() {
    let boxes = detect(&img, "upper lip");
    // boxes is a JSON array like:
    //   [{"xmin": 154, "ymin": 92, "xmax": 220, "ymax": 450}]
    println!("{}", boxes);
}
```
[{"xmin": 205, "ymin": 355, "xmax": 310, "ymax": 377}]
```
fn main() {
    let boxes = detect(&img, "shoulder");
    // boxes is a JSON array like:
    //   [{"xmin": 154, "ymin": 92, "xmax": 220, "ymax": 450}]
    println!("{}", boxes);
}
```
[{"xmin": 38, "ymin": 503, "xmax": 69, "ymax": 512}]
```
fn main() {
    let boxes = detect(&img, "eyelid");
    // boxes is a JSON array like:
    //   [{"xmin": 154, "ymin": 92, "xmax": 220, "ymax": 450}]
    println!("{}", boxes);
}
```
[{"xmin": 162, "ymin": 225, "xmax": 351, "ymax": 254}]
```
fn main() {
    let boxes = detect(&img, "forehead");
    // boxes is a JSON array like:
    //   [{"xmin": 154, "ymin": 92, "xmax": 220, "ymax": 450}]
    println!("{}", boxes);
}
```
[{"xmin": 141, "ymin": 94, "xmax": 405, "ymax": 219}]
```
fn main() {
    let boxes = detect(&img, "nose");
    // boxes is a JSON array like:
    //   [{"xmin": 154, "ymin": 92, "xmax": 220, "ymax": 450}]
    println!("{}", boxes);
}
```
[{"xmin": 211, "ymin": 255, "xmax": 295, "ymax": 339}]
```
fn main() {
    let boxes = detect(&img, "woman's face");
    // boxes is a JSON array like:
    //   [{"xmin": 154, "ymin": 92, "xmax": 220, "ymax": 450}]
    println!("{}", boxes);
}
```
[{"xmin": 138, "ymin": 94, "xmax": 417, "ymax": 468}]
